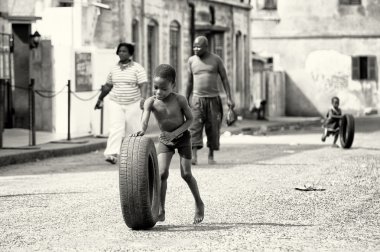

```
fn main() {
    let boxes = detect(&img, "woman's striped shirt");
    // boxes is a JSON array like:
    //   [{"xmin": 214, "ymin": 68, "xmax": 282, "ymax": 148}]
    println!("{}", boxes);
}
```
[{"xmin": 107, "ymin": 61, "xmax": 148, "ymax": 105}]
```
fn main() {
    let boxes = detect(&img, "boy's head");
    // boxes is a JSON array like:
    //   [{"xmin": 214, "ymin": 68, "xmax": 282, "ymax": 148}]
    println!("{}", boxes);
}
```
[
  {"xmin": 331, "ymin": 96, "xmax": 340, "ymax": 109},
  {"xmin": 153, "ymin": 64, "xmax": 176, "ymax": 100}
]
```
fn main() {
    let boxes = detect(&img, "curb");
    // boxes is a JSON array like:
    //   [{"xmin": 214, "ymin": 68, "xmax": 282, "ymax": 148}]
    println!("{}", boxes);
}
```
[
  {"xmin": 227, "ymin": 119, "xmax": 321, "ymax": 135},
  {"xmin": 0, "ymin": 119, "xmax": 320, "ymax": 168},
  {"xmin": 0, "ymin": 141, "xmax": 107, "ymax": 167}
]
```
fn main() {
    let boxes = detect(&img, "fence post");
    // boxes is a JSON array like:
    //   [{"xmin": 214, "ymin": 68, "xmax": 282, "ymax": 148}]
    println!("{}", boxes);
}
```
[
  {"xmin": 29, "ymin": 79, "xmax": 36, "ymax": 146},
  {"xmin": 67, "ymin": 80, "xmax": 71, "ymax": 141},
  {"xmin": 0, "ymin": 79, "xmax": 5, "ymax": 148},
  {"xmin": 100, "ymin": 106, "xmax": 104, "ymax": 135}
]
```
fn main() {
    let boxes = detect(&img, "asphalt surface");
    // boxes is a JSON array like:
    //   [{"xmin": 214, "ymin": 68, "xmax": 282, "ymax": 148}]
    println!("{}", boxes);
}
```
[{"xmin": 1, "ymin": 123, "xmax": 379, "ymax": 251}]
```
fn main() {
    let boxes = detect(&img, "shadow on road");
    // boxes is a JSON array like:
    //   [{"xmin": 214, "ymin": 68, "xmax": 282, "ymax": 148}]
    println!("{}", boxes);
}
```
[
  {"xmin": 0, "ymin": 191, "xmax": 88, "ymax": 198},
  {"xmin": 149, "ymin": 222, "xmax": 313, "ymax": 232}
]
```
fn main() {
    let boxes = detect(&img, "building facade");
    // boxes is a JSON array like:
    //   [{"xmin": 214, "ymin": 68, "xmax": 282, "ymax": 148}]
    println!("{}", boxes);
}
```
[
  {"xmin": 1, "ymin": 0, "xmax": 251, "ymax": 137},
  {"xmin": 251, "ymin": 0, "xmax": 380, "ymax": 116}
]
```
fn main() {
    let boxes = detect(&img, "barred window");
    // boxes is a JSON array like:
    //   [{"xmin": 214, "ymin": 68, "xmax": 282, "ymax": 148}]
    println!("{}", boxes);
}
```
[{"xmin": 352, "ymin": 56, "xmax": 377, "ymax": 81}]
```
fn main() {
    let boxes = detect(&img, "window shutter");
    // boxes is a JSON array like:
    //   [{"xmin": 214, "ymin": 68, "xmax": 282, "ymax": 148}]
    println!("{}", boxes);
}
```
[
  {"xmin": 368, "ymin": 56, "xmax": 377, "ymax": 80},
  {"xmin": 351, "ymin": 0, "xmax": 361, "ymax": 5},
  {"xmin": 352, "ymin": 57, "xmax": 360, "ymax": 80}
]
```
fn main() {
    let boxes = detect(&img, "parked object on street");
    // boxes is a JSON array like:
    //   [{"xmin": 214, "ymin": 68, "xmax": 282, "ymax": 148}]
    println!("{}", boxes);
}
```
[
  {"xmin": 119, "ymin": 135, "xmax": 159, "ymax": 230},
  {"xmin": 339, "ymin": 114, "xmax": 355, "ymax": 149}
]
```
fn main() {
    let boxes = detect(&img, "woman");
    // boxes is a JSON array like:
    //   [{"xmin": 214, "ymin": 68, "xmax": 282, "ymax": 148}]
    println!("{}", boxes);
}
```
[{"xmin": 95, "ymin": 43, "xmax": 148, "ymax": 164}]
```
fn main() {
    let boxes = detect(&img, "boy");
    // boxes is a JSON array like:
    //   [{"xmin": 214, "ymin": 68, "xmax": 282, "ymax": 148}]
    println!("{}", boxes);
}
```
[
  {"xmin": 132, "ymin": 64, "xmax": 204, "ymax": 224},
  {"xmin": 321, "ymin": 96, "xmax": 342, "ymax": 148}
]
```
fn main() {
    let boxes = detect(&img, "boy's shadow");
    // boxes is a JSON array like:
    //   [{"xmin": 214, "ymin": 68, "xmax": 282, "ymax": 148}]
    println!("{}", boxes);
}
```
[{"xmin": 148, "ymin": 222, "xmax": 312, "ymax": 232}]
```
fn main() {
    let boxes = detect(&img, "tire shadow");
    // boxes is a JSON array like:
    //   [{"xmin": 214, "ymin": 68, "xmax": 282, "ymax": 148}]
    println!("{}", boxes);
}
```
[{"xmin": 148, "ymin": 222, "xmax": 313, "ymax": 232}]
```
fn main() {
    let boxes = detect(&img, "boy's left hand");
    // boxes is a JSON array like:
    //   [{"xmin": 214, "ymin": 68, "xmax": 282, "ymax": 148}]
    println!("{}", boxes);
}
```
[{"xmin": 160, "ymin": 131, "xmax": 176, "ymax": 142}]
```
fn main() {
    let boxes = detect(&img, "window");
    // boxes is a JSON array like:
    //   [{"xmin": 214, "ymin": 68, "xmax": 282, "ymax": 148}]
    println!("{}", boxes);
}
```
[
  {"xmin": 58, "ymin": 0, "xmax": 73, "ymax": 7},
  {"xmin": 214, "ymin": 33, "xmax": 224, "ymax": 60},
  {"xmin": 262, "ymin": 0, "xmax": 277, "ymax": 10},
  {"xmin": 147, "ymin": 20, "xmax": 159, "ymax": 96},
  {"xmin": 169, "ymin": 21, "xmax": 180, "ymax": 91},
  {"xmin": 340, "ymin": 0, "xmax": 361, "ymax": 5},
  {"xmin": 132, "ymin": 19, "xmax": 139, "ymax": 61},
  {"xmin": 352, "ymin": 56, "xmax": 377, "ymax": 80}
]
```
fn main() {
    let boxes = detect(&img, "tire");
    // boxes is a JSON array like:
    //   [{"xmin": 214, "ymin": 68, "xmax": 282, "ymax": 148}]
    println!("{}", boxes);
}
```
[
  {"xmin": 339, "ymin": 114, "xmax": 355, "ymax": 149},
  {"xmin": 119, "ymin": 135, "xmax": 159, "ymax": 230}
]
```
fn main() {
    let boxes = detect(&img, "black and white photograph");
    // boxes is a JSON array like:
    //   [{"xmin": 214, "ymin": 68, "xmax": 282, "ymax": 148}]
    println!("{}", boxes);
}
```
[{"xmin": 0, "ymin": 0, "xmax": 379, "ymax": 251}]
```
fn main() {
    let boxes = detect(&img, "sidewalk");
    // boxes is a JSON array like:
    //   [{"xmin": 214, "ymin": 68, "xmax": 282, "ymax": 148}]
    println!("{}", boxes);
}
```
[{"xmin": 0, "ymin": 117, "xmax": 321, "ymax": 167}]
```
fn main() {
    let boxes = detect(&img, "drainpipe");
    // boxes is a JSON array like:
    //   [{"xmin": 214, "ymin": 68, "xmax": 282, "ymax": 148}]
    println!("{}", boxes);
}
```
[{"xmin": 188, "ymin": 2, "xmax": 195, "ymax": 55}]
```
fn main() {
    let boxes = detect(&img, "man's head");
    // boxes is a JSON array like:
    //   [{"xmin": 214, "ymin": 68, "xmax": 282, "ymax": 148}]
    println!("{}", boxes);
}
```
[
  {"xmin": 193, "ymin": 36, "xmax": 208, "ymax": 56},
  {"xmin": 331, "ymin": 96, "xmax": 340, "ymax": 109},
  {"xmin": 153, "ymin": 64, "xmax": 176, "ymax": 100},
  {"xmin": 116, "ymin": 43, "xmax": 134, "ymax": 61}
]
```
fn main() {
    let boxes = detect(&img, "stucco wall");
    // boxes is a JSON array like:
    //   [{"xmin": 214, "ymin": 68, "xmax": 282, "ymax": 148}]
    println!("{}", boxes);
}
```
[
  {"xmin": 252, "ymin": 38, "xmax": 380, "ymax": 116},
  {"xmin": 251, "ymin": 0, "xmax": 380, "ymax": 116}
]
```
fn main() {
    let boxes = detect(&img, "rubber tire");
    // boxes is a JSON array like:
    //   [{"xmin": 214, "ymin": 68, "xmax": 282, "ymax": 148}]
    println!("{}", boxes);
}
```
[
  {"xmin": 339, "ymin": 114, "xmax": 355, "ymax": 149},
  {"xmin": 119, "ymin": 136, "xmax": 159, "ymax": 230}
]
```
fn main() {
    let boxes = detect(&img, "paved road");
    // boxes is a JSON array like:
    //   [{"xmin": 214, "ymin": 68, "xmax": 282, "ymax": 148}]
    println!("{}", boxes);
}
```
[{"xmin": 1, "ymin": 126, "xmax": 380, "ymax": 251}]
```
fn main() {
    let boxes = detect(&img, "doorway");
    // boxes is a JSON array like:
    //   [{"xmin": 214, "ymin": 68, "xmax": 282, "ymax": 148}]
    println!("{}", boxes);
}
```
[{"xmin": 12, "ymin": 23, "xmax": 31, "ymax": 129}]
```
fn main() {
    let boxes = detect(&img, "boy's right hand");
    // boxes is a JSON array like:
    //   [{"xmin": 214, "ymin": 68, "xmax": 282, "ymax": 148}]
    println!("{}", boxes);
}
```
[{"xmin": 130, "ymin": 131, "xmax": 145, "ymax": 137}]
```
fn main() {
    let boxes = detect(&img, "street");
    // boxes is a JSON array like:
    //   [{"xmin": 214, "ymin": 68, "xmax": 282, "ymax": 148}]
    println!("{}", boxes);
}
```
[{"xmin": 1, "ymin": 122, "xmax": 380, "ymax": 251}]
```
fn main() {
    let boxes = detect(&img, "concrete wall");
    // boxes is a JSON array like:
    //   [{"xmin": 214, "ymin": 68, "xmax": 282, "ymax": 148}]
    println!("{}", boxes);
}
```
[{"xmin": 251, "ymin": 0, "xmax": 380, "ymax": 116}]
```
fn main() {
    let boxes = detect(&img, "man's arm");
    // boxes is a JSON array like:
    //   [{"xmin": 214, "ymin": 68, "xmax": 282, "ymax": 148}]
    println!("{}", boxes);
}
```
[
  {"xmin": 217, "ymin": 57, "xmax": 235, "ymax": 108},
  {"xmin": 185, "ymin": 59, "xmax": 194, "ymax": 103}
]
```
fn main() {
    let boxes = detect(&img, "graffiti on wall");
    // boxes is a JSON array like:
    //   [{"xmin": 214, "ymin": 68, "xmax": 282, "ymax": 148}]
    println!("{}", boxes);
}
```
[
  {"xmin": 305, "ymin": 50, "xmax": 364, "ymax": 113},
  {"xmin": 310, "ymin": 71, "xmax": 349, "ymax": 93}
]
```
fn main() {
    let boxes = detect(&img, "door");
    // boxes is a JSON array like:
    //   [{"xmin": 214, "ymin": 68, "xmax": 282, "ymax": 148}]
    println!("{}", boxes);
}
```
[{"xmin": 12, "ymin": 24, "xmax": 31, "ymax": 129}]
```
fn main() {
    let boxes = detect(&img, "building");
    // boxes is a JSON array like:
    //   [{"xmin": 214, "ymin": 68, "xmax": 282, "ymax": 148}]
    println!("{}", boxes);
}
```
[
  {"xmin": 250, "ymin": 0, "xmax": 380, "ymax": 116},
  {"xmin": 0, "ymin": 0, "xmax": 252, "ymax": 137}
]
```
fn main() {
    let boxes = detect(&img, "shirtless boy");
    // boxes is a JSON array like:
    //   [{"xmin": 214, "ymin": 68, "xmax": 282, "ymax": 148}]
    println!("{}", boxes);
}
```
[
  {"xmin": 185, "ymin": 36, "xmax": 235, "ymax": 165},
  {"xmin": 132, "ymin": 64, "xmax": 204, "ymax": 224},
  {"xmin": 321, "ymin": 96, "xmax": 342, "ymax": 148}
]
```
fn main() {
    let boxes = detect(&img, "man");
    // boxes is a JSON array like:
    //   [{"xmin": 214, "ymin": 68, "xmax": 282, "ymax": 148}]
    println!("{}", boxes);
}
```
[{"xmin": 185, "ymin": 36, "xmax": 235, "ymax": 165}]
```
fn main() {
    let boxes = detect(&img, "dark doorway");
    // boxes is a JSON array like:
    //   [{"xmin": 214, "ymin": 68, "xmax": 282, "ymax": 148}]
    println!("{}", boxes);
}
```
[{"xmin": 12, "ymin": 24, "xmax": 31, "ymax": 129}]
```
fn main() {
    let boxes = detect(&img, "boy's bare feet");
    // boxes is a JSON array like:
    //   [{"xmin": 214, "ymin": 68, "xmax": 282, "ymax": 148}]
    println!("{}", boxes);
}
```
[
  {"xmin": 157, "ymin": 211, "xmax": 165, "ymax": 222},
  {"xmin": 331, "ymin": 143, "xmax": 339, "ymax": 148},
  {"xmin": 193, "ymin": 202, "xmax": 204, "ymax": 224},
  {"xmin": 191, "ymin": 157, "xmax": 197, "ymax": 165}
]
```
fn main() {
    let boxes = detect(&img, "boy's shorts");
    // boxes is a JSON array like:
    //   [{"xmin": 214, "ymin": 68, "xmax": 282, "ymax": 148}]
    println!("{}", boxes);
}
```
[{"xmin": 157, "ymin": 130, "xmax": 192, "ymax": 160}]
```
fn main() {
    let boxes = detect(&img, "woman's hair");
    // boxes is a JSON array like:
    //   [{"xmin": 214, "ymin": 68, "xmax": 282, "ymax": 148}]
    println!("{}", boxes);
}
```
[
  {"xmin": 331, "ymin": 96, "xmax": 340, "ymax": 103},
  {"xmin": 116, "ymin": 43, "xmax": 134, "ymax": 56},
  {"xmin": 154, "ymin": 64, "xmax": 176, "ymax": 84}
]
